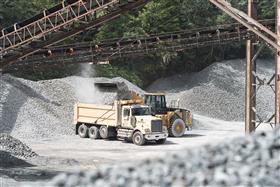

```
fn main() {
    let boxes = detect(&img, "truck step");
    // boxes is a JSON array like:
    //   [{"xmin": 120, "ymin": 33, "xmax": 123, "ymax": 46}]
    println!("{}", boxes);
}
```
[{"xmin": 117, "ymin": 128, "xmax": 133, "ymax": 138}]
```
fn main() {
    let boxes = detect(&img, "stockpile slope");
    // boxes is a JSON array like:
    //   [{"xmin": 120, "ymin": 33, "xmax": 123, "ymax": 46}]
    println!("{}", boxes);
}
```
[
  {"xmin": 0, "ymin": 75, "xmax": 144, "ymax": 140},
  {"xmin": 0, "ymin": 133, "xmax": 37, "ymax": 167},
  {"xmin": 148, "ymin": 59, "xmax": 274, "ymax": 121},
  {"xmin": 49, "ymin": 130, "xmax": 280, "ymax": 187}
]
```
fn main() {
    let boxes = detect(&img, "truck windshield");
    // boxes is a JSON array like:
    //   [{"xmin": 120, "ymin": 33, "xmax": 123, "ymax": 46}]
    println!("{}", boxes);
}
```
[{"xmin": 132, "ymin": 108, "xmax": 151, "ymax": 116}]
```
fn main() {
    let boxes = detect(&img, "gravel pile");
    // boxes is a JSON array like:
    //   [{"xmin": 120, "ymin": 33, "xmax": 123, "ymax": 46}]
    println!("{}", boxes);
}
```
[
  {"xmin": 0, "ymin": 74, "xmax": 144, "ymax": 140},
  {"xmin": 0, "ymin": 133, "xmax": 37, "ymax": 158},
  {"xmin": 148, "ymin": 59, "xmax": 275, "ymax": 121},
  {"xmin": 49, "ymin": 129, "xmax": 280, "ymax": 187}
]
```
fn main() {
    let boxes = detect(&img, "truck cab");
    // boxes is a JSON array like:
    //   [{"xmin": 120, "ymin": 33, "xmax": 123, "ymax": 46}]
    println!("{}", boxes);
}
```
[{"xmin": 119, "ymin": 104, "xmax": 168, "ymax": 145}]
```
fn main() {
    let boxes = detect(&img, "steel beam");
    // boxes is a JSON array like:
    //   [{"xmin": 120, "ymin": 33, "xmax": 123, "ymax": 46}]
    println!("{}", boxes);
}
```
[
  {"xmin": 245, "ymin": 0, "xmax": 257, "ymax": 134},
  {"xmin": 209, "ymin": 0, "xmax": 280, "ymax": 51},
  {"xmin": 275, "ymin": 0, "xmax": 280, "ymax": 128}
]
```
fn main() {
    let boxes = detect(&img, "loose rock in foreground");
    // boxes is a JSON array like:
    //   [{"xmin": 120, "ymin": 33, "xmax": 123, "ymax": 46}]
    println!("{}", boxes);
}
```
[
  {"xmin": 0, "ymin": 133, "xmax": 37, "ymax": 159},
  {"xmin": 49, "ymin": 130, "xmax": 280, "ymax": 187}
]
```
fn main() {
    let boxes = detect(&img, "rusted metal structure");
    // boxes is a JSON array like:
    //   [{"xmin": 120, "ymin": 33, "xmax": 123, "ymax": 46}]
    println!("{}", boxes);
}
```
[
  {"xmin": 245, "ymin": 0, "xmax": 257, "ymax": 133},
  {"xmin": 0, "ymin": 0, "xmax": 152, "ymax": 69},
  {"xmin": 3, "ymin": 20, "xmax": 274, "ymax": 72},
  {"xmin": 276, "ymin": 0, "xmax": 280, "ymax": 128},
  {"xmin": 209, "ymin": 0, "xmax": 280, "ymax": 132}
]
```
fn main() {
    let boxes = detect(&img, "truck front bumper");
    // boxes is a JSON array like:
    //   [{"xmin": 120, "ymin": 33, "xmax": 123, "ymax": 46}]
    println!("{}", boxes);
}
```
[{"xmin": 144, "ymin": 132, "xmax": 168, "ymax": 141}]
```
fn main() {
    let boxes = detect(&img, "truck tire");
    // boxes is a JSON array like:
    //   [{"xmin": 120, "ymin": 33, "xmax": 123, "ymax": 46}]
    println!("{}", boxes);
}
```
[
  {"xmin": 132, "ymin": 131, "xmax": 145, "ymax": 146},
  {"xmin": 168, "ymin": 118, "xmax": 185, "ymax": 137},
  {"xmin": 78, "ymin": 124, "xmax": 88, "ymax": 138},
  {"xmin": 89, "ymin": 126, "xmax": 100, "ymax": 139},
  {"xmin": 99, "ymin": 126, "xmax": 108, "ymax": 139},
  {"xmin": 155, "ymin": 138, "xmax": 166, "ymax": 144}
]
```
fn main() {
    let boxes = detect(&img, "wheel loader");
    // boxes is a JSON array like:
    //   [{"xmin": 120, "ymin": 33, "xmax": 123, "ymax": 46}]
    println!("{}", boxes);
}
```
[
  {"xmin": 142, "ymin": 93, "xmax": 192, "ymax": 137},
  {"xmin": 94, "ymin": 80, "xmax": 192, "ymax": 137}
]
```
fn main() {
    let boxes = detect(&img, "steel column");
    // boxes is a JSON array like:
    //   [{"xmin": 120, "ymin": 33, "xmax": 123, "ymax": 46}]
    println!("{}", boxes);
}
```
[
  {"xmin": 276, "ymin": 0, "xmax": 280, "ymax": 128},
  {"xmin": 245, "ymin": 0, "xmax": 257, "ymax": 134}
]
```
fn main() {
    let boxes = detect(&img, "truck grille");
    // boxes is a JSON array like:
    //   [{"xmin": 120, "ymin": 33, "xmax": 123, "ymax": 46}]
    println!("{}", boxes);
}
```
[{"xmin": 151, "ymin": 120, "xmax": 162, "ymax": 132}]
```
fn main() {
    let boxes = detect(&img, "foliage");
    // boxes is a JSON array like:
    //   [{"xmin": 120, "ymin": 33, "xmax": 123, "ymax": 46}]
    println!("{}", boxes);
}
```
[{"xmin": 0, "ymin": 0, "xmax": 58, "ymax": 28}]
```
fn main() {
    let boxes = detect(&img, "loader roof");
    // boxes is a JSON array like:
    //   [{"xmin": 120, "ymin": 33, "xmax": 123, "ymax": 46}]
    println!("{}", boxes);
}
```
[{"xmin": 145, "ymin": 93, "xmax": 165, "ymax": 96}]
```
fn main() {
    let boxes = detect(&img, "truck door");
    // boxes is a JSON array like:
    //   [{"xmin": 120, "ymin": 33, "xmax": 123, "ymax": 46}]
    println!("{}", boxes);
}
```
[{"xmin": 122, "ymin": 108, "xmax": 131, "ymax": 128}]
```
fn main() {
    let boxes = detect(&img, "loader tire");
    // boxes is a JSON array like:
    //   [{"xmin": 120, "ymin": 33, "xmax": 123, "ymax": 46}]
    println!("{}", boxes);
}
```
[
  {"xmin": 89, "ymin": 126, "xmax": 100, "ymax": 139},
  {"xmin": 99, "ymin": 126, "xmax": 109, "ymax": 139},
  {"xmin": 78, "ymin": 124, "xmax": 88, "ymax": 138},
  {"xmin": 132, "ymin": 131, "xmax": 145, "ymax": 146},
  {"xmin": 168, "ymin": 118, "xmax": 185, "ymax": 137}
]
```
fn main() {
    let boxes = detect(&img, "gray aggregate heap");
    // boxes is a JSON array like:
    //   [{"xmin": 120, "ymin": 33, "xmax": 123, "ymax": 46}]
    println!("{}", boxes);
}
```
[
  {"xmin": 148, "ymin": 59, "xmax": 274, "ymax": 121},
  {"xmin": 0, "ymin": 133, "xmax": 37, "ymax": 158},
  {"xmin": 49, "ymin": 130, "xmax": 280, "ymax": 187},
  {"xmin": 0, "ymin": 75, "xmax": 144, "ymax": 140}
]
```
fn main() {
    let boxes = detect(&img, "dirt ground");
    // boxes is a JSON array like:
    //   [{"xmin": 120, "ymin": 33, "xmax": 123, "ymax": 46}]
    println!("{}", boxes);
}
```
[
  {"xmin": 1, "ymin": 113, "xmax": 273, "ymax": 187},
  {"xmin": 0, "ymin": 129, "xmax": 244, "ymax": 186}
]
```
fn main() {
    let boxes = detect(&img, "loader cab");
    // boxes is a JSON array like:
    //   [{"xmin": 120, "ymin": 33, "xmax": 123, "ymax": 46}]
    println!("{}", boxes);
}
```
[{"xmin": 144, "ymin": 93, "xmax": 167, "ymax": 115}]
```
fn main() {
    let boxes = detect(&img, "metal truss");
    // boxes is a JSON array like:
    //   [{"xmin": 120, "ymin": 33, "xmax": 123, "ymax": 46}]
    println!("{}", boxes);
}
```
[
  {"xmin": 209, "ymin": 0, "xmax": 280, "ymax": 51},
  {"xmin": 0, "ymin": 0, "xmax": 119, "ymax": 55},
  {"xmin": 209, "ymin": 0, "xmax": 280, "ymax": 131},
  {"xmin": 248, "ymin": 44, "xmax": 276, "ymax": 131},
  {"xmin": 3, "ymin": 24, "xmax": 249, "ymax": 71},
  {"xmin": 0, "ymin": 0, "xmax": 152, "ymax": 69},
  {"xmin": 4, "ymin": 19, "xmax": 274, "ymax": 71}
]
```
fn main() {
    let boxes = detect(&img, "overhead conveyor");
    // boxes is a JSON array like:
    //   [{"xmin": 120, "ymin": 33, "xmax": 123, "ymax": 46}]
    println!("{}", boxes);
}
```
[
  {"xmin": 3, "ymin": 19, "xmax": 274, "ymax": 72},
  {"xmin": 0, "ymin": 0, "xmax": 118, "ymax": 54},
  {"xmin": 0, "ymin": 0, "xmax": 152, "ymax": 69}
]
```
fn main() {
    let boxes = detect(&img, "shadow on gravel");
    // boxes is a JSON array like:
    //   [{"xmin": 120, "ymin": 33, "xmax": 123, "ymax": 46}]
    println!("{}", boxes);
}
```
[
  {"xmin": 0, "ymin": 167, "xmax": 60, "ymax": 182},
  {"xmin": 180, "ymin": 133, "xmax": 205, "ymax": 138},
  {"xmin": 0, "ymin": 151, "xmax": 33, "ymax": 168},
  {"xmin": 1, "ymin": 76, "xmax": 61, "ymax": 134},
  {"xmin": 145, "ymin": 140, "xmax": 177, "ymax": 146}
]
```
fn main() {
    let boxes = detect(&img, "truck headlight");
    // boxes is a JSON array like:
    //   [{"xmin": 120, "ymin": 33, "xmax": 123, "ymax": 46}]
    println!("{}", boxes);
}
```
[{"xmin": 144, "ymin": 128, "xmax": 151, "ymax": 133}]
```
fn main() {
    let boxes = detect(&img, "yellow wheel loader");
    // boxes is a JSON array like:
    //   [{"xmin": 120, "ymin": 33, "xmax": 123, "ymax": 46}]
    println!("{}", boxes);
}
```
[{"xmin": 143, "ymin": 93, "xmax": 192, "ymax": 137}]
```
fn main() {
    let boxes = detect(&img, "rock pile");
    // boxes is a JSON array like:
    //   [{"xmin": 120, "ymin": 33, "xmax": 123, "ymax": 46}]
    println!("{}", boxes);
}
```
[
  {"xmin": 148, "ymin": 59, "xmax": 275, "ymax": 121},
  {"xmin": 0, "ymin": 75, "xmax": 144, "ymax": 140},
  {"xmin": 0, "ymin": 133, "xmax": 37, "ymax": 158},
  {"xmin": 49, "ymin": 130, "xmax": 280, "ymax": 187}
]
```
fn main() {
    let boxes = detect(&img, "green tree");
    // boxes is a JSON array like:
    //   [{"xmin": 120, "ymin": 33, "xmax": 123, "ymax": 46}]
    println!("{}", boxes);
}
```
[{"xmin": 0, "ymin": 0, "xmax": 56, "ymax": 28}]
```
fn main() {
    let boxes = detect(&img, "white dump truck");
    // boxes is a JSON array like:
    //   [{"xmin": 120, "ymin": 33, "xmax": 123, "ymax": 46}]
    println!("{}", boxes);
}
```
[{"xmin": 74, "ymin": 100, "xmax": 168, "ymax": 145}]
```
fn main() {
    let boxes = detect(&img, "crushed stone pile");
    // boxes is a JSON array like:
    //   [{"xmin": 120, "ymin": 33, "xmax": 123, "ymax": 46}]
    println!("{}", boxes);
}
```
[
  {"xmin": 148, "ymin": 59, "xmax": 274, "ymax": 121},
  {"xmin": 0, "ymin": 133, "xmax": 37, "ymax": 158},
  {"xmin": 0, "ymin": 75, "xmax": 144, "ymax": 140},
  {"xmin": 49, "ymin": 130, "xmax": 280, "ymax": 187}
]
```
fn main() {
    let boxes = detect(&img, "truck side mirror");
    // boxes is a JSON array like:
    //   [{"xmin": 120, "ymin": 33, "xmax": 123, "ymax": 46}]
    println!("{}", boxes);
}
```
[{"xmin": 130, "ymin": 116, "xmax": 136, "ymax": 127}]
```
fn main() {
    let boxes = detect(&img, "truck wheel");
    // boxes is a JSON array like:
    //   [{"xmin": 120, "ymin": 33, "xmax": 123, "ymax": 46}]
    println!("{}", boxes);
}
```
[
  {"xmin": 132, "ymin": 131, "xmax": 145, "ymax": 146},
  {"xmin": 89, "ymin": 126, "xmax": 100, "ymax": 139},
  {"xmin": 78, "ymin": 124, "xmax": 88, "ymax": 138},
  {"xmin": 99, "ymin": 126, "xmax": 108, "ymax": 139},
  {"xmin": 168, "ymin": 118, "xmax": 185, "ymax": 137},
  {"xmin": 155, "ymin": 138, "xmax": 166, "ymax": 144}
]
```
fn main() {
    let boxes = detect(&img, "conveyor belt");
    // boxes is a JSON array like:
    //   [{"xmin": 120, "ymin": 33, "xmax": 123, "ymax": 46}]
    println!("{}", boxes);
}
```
[
  {"xmin": 4, "ymin": 19, "xmax": 274, "ymax": 72},
  {"xmin": 0, "ymin": 0, "xmax": 152, "ymax": 69}
]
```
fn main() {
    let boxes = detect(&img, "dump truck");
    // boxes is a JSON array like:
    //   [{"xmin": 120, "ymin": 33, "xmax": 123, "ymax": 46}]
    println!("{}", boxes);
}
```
[
  {"xmin": 74, "ymin": 100, "xmax": 168, "ymax": 145},
  {"xmin": 94, "ymin": 81, "xmax": 193, "ymax": 137}
]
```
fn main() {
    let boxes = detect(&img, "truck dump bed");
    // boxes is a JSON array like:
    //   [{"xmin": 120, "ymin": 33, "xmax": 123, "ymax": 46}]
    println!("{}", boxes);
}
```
[{"xmin": 74, "ymin": 103, "xmax": 117, "ymax": 127}]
